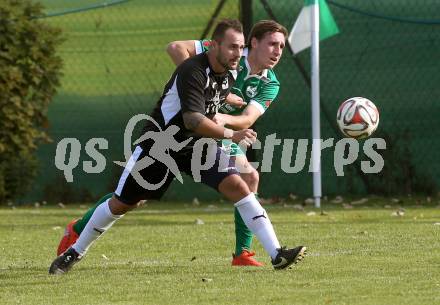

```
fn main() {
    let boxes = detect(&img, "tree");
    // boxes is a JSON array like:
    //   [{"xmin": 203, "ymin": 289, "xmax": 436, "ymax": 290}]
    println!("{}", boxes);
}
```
[{"xmin": 0, "ymin": 0, "xmax": 63, "ymax": 202}]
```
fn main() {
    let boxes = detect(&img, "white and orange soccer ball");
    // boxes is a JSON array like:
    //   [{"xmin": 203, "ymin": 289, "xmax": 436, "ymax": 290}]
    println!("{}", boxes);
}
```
[{"xmin": 336, "ymin": 97, "xmax": 379, "ymax": 139}]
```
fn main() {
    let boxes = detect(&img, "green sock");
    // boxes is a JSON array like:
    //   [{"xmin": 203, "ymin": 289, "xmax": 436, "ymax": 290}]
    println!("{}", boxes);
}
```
[
  {"xmin": 234, "ymin": 207, "xmax": 253, "ymax": 256},
  {"xmin": 72, "ymin": 193, "xmax": 113, "ymax": 235}
]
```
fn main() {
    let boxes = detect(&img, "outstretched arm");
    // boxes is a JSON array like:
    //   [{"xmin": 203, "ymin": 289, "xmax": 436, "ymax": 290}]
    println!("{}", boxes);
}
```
[
  {"xmin": 213, "ymin": 104, "xmax": 262, "ymax": 130},
  {"xmin": 183, "ymin": 112, "xmax": 257, "ymax": 146},
  {"xmin": 166, "ymin": 40, "xmax": 198, "ymax": 65},
  {"xmin": 183, "ymin": 112, "xmax": 232, "ymax": 139}
]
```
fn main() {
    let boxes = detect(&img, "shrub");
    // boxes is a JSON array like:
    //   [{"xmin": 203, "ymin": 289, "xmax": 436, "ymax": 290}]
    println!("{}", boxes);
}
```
[{"xmin": 0, "ymin": 0, "xmax": 63, "ymax": 203}]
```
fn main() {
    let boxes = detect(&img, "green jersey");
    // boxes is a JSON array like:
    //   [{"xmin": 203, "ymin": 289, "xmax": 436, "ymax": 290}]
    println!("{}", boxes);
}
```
[{"xmin": 195, "ymin": 40, "xmax": 281, "ymax": 156}]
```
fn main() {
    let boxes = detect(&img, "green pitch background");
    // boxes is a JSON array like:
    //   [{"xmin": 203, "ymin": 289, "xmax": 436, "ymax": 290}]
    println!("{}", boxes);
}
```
[{"xmin": 1, "ymin": 198, "xmax": 439, "ymax": 304}]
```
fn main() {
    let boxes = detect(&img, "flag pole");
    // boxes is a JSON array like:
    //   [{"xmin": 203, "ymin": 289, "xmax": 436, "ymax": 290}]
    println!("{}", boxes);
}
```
[{"xmin": 311, "ymin": 0, "xmax": 322, "ymax": 208}]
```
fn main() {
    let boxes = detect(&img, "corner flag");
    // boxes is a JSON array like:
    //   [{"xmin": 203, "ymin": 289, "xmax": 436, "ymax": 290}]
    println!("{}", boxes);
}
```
[{"xmin": 288, "ymin": 0, "xmax": 339, "ymax": 54}]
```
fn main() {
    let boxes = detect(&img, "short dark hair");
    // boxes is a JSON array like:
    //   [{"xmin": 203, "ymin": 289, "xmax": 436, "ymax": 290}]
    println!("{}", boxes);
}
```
[
  {"xmin": 247, "ymin": 20, "xmax": 288, "ymax": 49},
  {"xmin": 211, "ymin": 19, "xmax": 243, "ymax": 42}
]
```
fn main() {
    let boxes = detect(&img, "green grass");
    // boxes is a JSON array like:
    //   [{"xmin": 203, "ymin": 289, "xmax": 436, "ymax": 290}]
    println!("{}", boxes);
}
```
[{"xmin": 1, "ymin": 199, "xmax": 439, "ymax": 305}]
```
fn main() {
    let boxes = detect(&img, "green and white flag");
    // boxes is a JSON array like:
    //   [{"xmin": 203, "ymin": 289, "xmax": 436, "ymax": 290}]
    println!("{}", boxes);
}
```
[{"xmin": 288, "ymin": 0, "xmax": 339, "ymax": 54}]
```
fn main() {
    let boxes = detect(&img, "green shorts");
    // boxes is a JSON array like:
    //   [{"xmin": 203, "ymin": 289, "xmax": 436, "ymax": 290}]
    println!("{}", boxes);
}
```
[{"xmin": 220, "ymin": 139, "xmax": 246, "ymax": 157}]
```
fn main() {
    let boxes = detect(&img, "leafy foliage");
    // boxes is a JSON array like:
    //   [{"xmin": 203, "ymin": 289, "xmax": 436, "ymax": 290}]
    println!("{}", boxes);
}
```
[{"xmin": 0, "ymin": 0, "xmax": 63, "ymax": 202}]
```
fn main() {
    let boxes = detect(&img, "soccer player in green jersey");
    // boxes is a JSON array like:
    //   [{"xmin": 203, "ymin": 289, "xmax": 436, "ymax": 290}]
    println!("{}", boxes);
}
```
[
  {"xmin": 54, "ymin": 20, "xmax": 296, "ymax": 268},
  {"xmin": 167, "ymin": 20, "xmax": 288, "ymax": 266}
]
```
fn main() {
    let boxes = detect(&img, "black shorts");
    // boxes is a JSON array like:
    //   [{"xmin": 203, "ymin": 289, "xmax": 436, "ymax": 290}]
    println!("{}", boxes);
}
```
[{"xmin": 114, "ymin": 139, "xmax": 239, "ymax": 205}]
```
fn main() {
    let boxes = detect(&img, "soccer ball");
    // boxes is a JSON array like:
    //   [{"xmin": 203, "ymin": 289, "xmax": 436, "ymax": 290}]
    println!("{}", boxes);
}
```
[{"xmin": 336, "ymin": 97, "xmax": 379, "ymax": 139}]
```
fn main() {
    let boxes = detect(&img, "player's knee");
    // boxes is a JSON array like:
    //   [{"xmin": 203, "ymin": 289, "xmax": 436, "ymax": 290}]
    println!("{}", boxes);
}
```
[
  {"xmin": 218, "ymin": 174, "xmax": 250, "ymax": 201},
  {"xmin": 109, "ymin": 196, "xmax": 138, "ymax": 215},
  {"xmin": 246, "ymin": 168, "xmax": 259, "ymax": 186}
]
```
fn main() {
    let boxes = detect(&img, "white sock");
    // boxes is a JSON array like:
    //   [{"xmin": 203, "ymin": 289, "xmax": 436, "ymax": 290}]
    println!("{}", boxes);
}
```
[
  {"xmin": 72, "ymin": 199, "xmax": 122, "ymax": 256},
  {"xmin": 234, "ymin": 193, "xmax": 281, "ymax": 259}
]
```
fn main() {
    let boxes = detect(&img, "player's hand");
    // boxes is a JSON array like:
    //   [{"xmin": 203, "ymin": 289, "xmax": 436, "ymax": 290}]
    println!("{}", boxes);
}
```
[
  {"xmin": 232, "ymin": 129, "xmax": 257, "ymax": 147},
  {"xmin": 212, "ymin": 113, "xmax": 227, "ymax": 127},
  {"xmin": 225, "ymin": 93, "xmax": 246, "ymax": 108}
]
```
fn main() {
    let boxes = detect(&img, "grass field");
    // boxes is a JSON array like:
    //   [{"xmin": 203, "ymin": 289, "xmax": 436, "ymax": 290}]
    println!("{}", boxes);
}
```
[{"xmin": 1, "ymin": 199, "xmax": 439, "ymax": 305}]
